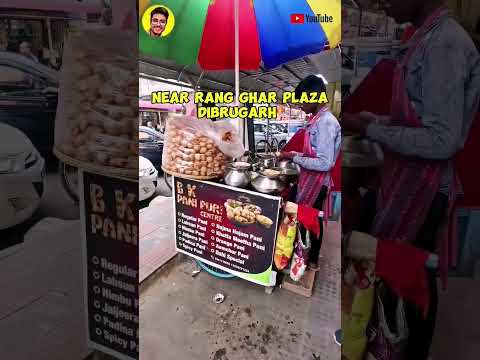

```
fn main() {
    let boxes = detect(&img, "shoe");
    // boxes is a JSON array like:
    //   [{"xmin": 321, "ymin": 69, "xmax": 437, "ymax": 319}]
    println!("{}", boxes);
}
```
[
  {"xmin": 308, "ymin": 262, "xmax": 321, "ymax": 271},
  {"xmin": 333, "ymin": 329, "xmax": 341, "ymax": 346}
]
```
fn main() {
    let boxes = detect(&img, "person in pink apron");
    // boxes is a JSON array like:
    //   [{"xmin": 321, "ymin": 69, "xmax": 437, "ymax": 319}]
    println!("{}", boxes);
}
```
[
  {"xmin": 342, "ymin": 0, "xmax": 480, "ymax": 358},
  {"xmin": 282, "ymin": 75, "xmax": 341, "ymax": 269}
]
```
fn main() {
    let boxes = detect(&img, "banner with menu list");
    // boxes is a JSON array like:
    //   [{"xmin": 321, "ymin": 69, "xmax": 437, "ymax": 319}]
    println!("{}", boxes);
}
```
[
  {"xmin": 80, "ymin": 170, "xmax": 139, "ymax": 360},
  {"xmin": 173, "ymin": 177, "xmax": 282, "ymax": 286}
]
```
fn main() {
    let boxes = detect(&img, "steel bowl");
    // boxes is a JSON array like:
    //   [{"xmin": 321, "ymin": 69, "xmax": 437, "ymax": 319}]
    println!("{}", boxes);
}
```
[
  {"xmin": 256, "ymin": 153, "xmax": 277, "ymax": 169},
  {"xmin": 277, "ymin": 158, "xmax": 301, "ymax": 173},
  {"xmin": 251, "ymin": 172, "xmax": 286, "ymax": 194},
  {"xmin": 223, "ymin": 163, "xmax": 251, "ymax": 188},
  {"xmin": 269, "ymin": 166, "xmax": 298, "ymax": 183}
]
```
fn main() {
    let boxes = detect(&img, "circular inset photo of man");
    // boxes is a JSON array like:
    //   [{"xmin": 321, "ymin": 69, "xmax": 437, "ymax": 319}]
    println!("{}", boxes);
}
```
[{"xmin": 142, "ymin": 5, "xmax": 175, "ymax": 38}]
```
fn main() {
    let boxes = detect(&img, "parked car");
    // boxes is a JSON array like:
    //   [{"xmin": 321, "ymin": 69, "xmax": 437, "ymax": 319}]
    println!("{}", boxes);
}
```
[
  {"xmin": 139, "ymin": 156, "xmax": 158, "ymax": 201},
  {"xmin": 139, "ymin": 126, "xmax": 164, "ymax": 172},
  {"xmin": 0, "ymin": 51, "xmax": 58, "ymax": 166},
  {"xmin": 254, "ymin": 122, "xmax": 288, "ymax": 151},
  {"xmin": 0, "ymin": 123, "xmax": 46, "ymax": 229}
]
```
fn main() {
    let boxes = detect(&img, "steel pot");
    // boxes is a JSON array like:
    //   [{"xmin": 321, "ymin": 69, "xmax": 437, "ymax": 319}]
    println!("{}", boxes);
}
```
[
  {"xmin": 277, "ymin": 158, "xmax": 301, "ymax": 173},
  {"xmin": 251, "ymin": 170, "xmax": 286, "ymax": 194},
  {"xmin": 223, "ymin": 162, "xmax": 251, "ymax": 188},
  {"xmin": 269, "ymin": 166, "xmax": 298, "ymax": 184},
  {"xmin": 256, "ymin": 153, "xmax": 276, "ymax": 169}
]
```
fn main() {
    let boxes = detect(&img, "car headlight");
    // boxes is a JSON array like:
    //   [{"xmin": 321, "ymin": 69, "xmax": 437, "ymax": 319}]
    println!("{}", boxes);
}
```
[
  {"xmin": 140, "ymin": 166, "xmax": 156, "ymax": 177},
  {"xmin": 0, "ymin": 156, "xmax": 25, "ymax": 174},
  {"xmin": 25, "ymin": 151, "xmax": 38, "ymax": 169}
]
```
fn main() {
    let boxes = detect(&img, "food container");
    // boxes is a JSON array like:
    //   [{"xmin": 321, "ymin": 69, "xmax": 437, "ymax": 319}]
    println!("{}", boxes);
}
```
[
  {"xmin": 223, "ymin": 162, "xmax": 251, "ymax": 188},
  {"xmin": 54, "ymin": 29, "xmax": 138, "ymax": 171},
  {"xmin": 251, "ymin": 169, "xmax": 286, "ymax": 194},
  {"xmin": 235, "ymin": 152, "xmax": 262, "ymax": 172},
  {"xmin": 277, "ymin": 158, "xmax": 301, "ymax": 173},
  {"xmin": 269, "ymin": 166, "xmax": 298, "ymax": 184},
  {"xmin": 256, "ymin": 153, "xmax": 276, "ymax": 169},
  {"xmin": 162, "ymin": 117, "xmax": 245, "ymax": 179}
]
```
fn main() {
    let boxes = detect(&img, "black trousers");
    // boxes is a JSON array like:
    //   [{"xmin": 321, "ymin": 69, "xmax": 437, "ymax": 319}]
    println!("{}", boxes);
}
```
[
  {"xmin": 297, "ymin": 185, "xmax": 328, "ymax": 264},
  {"xmin": 365, "ymin": 191, "xmax": 448, "ymax": 360},
  {"xmin": 404, "ymin": 192, "xmax": 448, "ymax": 360}
]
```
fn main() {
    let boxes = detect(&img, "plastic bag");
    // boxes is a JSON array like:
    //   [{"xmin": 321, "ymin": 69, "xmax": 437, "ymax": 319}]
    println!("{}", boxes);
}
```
[
  {"xmin": 55, "ymin": 28, "xmax": 138, "ymax": 170},
  {"xmin": 342, "ymin": 260, "xmax": 376, "ymax": 360},
  {"xmin": 274, "ymin": 213, "xmax": 297, "ymax": 271},
  {"xmin": 365, "ymin": 287, "xmax": 409, "ymax": 360},
  {"xmin": 162, "ymin": 116, "xmax": 245, "ymax": 178},
  {"xmin": 208, "ymin": 120, "xmax": 245, "ymax": 159},
  {"xmin": 290, "ymin": 228, "xmax": 311, "ymax": 282}
]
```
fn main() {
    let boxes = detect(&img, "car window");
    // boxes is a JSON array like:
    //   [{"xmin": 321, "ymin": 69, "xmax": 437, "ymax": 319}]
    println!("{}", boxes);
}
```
[
  {"xmin": 254, "ymin": 124, "xmax": 265, "ymax": 132},
  {"xmin": 0, "ymin": 65, "xmax": 35, "ymax": 94},
  {"xmin": 140, "ymin": 111, "xmax": 159, "ymax": 125},
  {"xmin": 139, "ymin": 130, "xmax": 154, "ymax": 143}
]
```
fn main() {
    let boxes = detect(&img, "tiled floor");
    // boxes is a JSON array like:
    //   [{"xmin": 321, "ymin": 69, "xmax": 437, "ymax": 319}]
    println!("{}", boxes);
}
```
[
  {"xmin": 139, "ymin": 196, "xmax": 177, "ymax": 282},
  {"xmin": 431, "ymin": 276, "xmax": 480, "ymax": 360},
  {"xmin": 0, "ymin": 218, "xmax": 89, "ymax": 360},
  {"xmin": 140, "ymin": 221, "xmax": 342, "ymax": 360}
]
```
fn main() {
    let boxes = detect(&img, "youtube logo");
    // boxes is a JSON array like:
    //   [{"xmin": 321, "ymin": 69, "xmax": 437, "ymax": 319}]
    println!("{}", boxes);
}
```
[{"xmin": 290, "ymin": 14, "xmax": 305, "ymax": 24}]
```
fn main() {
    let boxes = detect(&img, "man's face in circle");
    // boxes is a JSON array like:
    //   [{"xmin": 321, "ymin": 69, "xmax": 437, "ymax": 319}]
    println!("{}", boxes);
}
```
[{"xmin": 150, "ymin": 13, "xmax": 167, "ymax": 36}]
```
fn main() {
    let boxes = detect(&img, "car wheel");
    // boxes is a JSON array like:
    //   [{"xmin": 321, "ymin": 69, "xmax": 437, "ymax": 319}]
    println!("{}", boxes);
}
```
[
  {"xmin": 255, "ymin": 140, "xmax": 270, "ymax": 153},
  {"xmin": 59, "ymin": 161, "xmax": 79, "ymax": 203},
  {"xmin": 164, "ymin": 173, "xmax": 173, "ymax": 191}
]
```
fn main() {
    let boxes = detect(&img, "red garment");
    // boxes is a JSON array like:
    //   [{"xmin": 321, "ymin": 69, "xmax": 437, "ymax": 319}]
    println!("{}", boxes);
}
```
[
  {"xmin": 297, "ymin": 205, "xmax": 321, "ymax": 238},
  {"xmin": 282, "ymin": 129, "xmax": 305, "ymax": 153},
  {"xmin": 455, "ymin": 111, "xmax": 480, "ymax": 207},
  {"xmin": 331, "ymin": 151, "xmax": 342, "ymax": 192},
  {"xmin": 370, "ymin": 6, "xmax": 457, "ymax": 289},
  {"xmin": 375, "ymin": 240, "xmax": 430, "ymax": 318},
  {"xmin": 401, "ymin": 25, "xmax": 416, "ymax": 43},
  {"xmin": 342, "ymin": 58, "xmax": 396, "ymax": 117},
  {"xmin": 296, "ymin": 110, "xmax": 330, "ymax": 212},
  {"xmin": 280, "ymin": 184, "xmax": 293, "ymax": 200}
]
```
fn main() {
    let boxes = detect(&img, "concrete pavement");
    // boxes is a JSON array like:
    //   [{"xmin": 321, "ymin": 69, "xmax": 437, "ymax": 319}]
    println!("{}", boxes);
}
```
[
  {"xmin": 0, "ymin": 170, "xmax": 79, "ymax": 251},
  {"xmin": 139, "ymin": 218, "xmax": 342, "ymax": 360}
]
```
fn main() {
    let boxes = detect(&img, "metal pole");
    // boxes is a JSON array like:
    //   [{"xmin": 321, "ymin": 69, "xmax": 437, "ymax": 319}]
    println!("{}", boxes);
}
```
[
  {"xmin": 234, "ymin": 0, "xmax": 245, "ymax": 148},
  {"xmin": 46, "ymin": 17, "xmax": 54, "ymax": 67}
]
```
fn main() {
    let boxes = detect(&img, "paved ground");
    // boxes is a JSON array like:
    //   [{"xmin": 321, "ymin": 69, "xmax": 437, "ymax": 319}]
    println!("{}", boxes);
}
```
[
  {"xmin": 140, "ymin": 195, "xmax": 177, "ymax": 282},
  {"xmin": 140, "ymin": 220, "xmax": 342, "ymax": 360},
  {"xmin": 139, "ymin": 173, "xmax": 172, "ymax": 209},
  {"xmin": 431, "ymin": 276, "xmax": 480, "ymax": 360},
  {"xmin": 0, "ymin": 218, "xmax": 88, "ymax": 360},
  {"xmin": 0, "ymin": 169, "xmax": 86, "ymax": 359},
  {"xmin": 0, "ymin": 170, "xmax": 79, "ymax": 251}
]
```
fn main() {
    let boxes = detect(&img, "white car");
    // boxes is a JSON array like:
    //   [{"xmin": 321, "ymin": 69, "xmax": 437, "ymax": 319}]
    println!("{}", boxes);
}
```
[
  {"xmin": 254, "ymin": 122, "xmax": 288, "ymax": 151},
  {"xmin": 139, "ymin": 156, "xmax": 158, "ymax": 201},
  {"xmin": 0, "ymin": 124, "xmax": 46, "ymax": 229}
]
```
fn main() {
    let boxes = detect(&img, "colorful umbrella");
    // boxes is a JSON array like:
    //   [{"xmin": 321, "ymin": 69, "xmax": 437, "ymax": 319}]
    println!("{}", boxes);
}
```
[{"xmin": 139, "ymin": 0, "xmax": 341, "ymax": 70}]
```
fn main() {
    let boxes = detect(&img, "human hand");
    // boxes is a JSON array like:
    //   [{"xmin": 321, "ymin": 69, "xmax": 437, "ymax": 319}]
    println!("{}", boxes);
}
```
[
  {"xmin": 341, "ymin": 112, "xmax": 378, "ymax": 135},
  {"xmin": 281, "ymin": 151, "xmax": 300, "ymax": 160}
]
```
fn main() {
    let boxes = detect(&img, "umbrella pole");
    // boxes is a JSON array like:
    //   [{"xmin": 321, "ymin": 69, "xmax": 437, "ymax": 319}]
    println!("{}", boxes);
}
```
[{"xmin": 234, "ymin": 0, "xmax": 245, "ymax": 148}]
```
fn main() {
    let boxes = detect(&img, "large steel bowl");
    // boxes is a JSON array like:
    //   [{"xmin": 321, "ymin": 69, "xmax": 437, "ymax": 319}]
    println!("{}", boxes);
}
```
[
  {"xmin": 251, "ymin": 171, "xmax": 286, "ymax": 194},
  {"xmin": 223, "ymin": 162, "xmax": 251, "ymax": 188},
  {"xmin": 269, "ymin": 166, "xmax": 298, "ymax": 184},
  {"xmin": 277, "ymin": 158, "xmax": 301, "ymax": 173}
]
